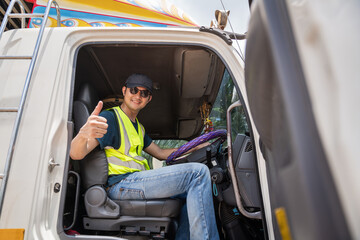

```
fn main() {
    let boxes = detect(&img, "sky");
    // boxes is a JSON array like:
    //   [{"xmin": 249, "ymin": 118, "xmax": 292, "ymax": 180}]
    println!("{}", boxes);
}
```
[
  {"xmin": 168, "ymin": 0, "xmax": 251, "ymax": 59},
  {"xmin": 169, "ymin": 0, "xmax": 250, "ymax": 33}
]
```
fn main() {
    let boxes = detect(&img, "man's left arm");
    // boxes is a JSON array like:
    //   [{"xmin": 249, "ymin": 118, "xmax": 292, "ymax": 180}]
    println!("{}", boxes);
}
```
[
  {"xmin": 144, "ymin": 141, "xmax": 210, "ymax": 161},
  {"xmin": 143, "ymin": 142, "xmax": 177, "ymax": 160}
]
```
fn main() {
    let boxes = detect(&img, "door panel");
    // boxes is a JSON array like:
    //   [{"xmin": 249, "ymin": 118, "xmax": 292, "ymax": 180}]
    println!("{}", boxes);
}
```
[{"xmin": 244, "ymin": 1, "xmax": 350, "ymax": 239}]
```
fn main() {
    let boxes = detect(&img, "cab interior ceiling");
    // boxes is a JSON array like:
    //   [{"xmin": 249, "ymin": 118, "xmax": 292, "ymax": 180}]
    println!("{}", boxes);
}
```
[{"xmin": 74, "ymin": 44, "xmax": 226, "ymax": 140}]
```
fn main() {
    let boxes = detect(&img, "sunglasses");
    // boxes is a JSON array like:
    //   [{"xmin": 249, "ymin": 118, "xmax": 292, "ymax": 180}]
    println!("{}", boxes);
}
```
[{"xmin": 128, "ymin": 87, "xmax": 151, "ymax": 98}]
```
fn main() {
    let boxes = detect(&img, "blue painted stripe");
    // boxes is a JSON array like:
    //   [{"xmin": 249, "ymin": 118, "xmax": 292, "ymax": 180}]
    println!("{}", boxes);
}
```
[{"xmin": 30, "ymin": 6, "xmax": 169, "ymax": 28}]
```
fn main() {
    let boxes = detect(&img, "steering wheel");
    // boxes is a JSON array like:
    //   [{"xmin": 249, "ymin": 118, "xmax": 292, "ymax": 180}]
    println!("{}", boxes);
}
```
[{"xmin": 166, "ymin": 129, "xmax": 227, "ymax": 165}]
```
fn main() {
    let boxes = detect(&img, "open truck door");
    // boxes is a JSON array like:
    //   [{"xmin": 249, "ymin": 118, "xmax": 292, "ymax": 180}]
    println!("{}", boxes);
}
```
[{"xmin": 244, "ymin": 0, "xmax": 359, "ymax": 239}]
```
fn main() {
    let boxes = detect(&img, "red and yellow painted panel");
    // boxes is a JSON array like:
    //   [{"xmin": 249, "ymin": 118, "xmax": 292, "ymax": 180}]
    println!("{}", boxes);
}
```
[{"xmin": 25, "ymin": 0, "xmax": 198, "ymax": 28}]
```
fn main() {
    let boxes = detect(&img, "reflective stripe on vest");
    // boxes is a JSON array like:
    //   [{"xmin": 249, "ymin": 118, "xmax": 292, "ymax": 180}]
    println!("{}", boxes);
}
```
[{"xmin": 105, "ymin": 106, "xmax": 150, "ymax": 175}]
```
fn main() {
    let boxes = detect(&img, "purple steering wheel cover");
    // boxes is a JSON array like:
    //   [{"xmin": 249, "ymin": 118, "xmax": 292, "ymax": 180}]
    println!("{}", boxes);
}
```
[{"xmin": 166, "ymin": 129, "xmax": 227, "ymax": 164}]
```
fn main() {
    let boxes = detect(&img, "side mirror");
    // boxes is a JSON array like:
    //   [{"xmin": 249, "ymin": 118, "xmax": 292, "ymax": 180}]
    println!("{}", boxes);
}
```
[{"xmin": 210, "ymin": 10, "xmax": 230, "ymax": 30}]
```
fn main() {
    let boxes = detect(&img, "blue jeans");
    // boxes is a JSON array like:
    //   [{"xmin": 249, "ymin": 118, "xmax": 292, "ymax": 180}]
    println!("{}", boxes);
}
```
[{"xmin": 107, "ymin": 162, "xmax": 220, "ymax": 240}]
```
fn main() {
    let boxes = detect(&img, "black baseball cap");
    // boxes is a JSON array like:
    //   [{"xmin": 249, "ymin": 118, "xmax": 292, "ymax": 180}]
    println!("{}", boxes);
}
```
[{"xmin": 125, "ymin": 74, "xmax": 153, "ymax": 93}]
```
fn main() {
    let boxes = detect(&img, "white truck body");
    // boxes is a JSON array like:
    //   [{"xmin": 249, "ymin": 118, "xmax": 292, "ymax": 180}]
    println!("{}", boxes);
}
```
[{"xmin": 0, "ymin": 0, "xmax": 359, "ymax": 239}]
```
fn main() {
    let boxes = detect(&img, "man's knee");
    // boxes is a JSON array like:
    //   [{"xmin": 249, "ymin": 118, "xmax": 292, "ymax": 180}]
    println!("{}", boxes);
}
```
[{"xmin": 188, "ymin": 162, "xmax": 210, "ymax": 179}]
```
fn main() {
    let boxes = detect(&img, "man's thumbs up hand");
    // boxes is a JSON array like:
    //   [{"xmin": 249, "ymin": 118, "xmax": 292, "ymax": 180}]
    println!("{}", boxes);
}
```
[
  {"xmin": 91, "ymin": 101, "xmax": 103, "ymax": 116},
  {"xmin": 79, "ymin": 101, "xmax": 108, "ymax": 139}
]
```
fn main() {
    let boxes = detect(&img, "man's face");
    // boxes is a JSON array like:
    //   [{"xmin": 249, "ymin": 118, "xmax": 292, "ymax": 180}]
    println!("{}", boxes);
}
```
[{"xmin": 122, "ymin": 86, "xmax": 152, "ymax": 112}]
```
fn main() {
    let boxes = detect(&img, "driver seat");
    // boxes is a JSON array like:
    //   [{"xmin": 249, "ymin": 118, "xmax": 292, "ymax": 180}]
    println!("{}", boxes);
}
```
[{"xmin": 73, "ymin": 83, "xmax": 181, "ymax": 237}]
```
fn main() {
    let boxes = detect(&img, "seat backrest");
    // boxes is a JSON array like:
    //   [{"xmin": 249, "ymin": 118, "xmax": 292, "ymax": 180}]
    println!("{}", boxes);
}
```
[
  {"xmin": 73, "ymin": 83, "xmax": 101, "ymax": 133},
  {"xmin": 73, "ymin": 83, "xmax": 108, "ymax": 188}
]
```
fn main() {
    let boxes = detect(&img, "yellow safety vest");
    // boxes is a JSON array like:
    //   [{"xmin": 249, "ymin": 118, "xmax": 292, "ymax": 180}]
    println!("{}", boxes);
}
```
[{"xmin": 105, "ymin": 106, "xmax": 150, "ymax": 175}]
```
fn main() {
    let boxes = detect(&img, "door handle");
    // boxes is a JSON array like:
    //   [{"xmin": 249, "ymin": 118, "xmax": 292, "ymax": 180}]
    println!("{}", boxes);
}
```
[{"xmin": 48, "ymin": 157, "xmax": 60, "ymax": 172}]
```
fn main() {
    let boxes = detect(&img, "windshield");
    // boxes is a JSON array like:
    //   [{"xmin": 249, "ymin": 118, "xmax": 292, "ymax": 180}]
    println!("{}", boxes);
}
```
[{"xmin": 209, "ymin": 69, "xmax": 249, "ymax": 142}]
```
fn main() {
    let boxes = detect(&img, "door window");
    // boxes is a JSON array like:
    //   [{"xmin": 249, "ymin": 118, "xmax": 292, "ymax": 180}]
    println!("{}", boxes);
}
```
[{"xmin": 210, "ymin": 69, "xmax": 249, "ymax": 142}]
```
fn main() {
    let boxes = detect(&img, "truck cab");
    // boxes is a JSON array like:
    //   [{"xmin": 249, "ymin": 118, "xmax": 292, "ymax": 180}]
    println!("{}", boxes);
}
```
[{"xmin": 0, "ymin": 0, "xmax": 359, "ymax": 239}]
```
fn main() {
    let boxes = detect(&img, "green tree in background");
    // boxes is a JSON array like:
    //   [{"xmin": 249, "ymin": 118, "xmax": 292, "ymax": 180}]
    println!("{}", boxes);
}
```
[{"xmin": 209, "ymin": 69, "xmax": 248, "ymax": 143}]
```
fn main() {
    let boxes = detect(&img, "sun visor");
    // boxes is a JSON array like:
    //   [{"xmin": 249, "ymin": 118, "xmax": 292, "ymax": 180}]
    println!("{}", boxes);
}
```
[{"xmin": 175, "ymin": 50, "xmax": 212, "ymax": 98}]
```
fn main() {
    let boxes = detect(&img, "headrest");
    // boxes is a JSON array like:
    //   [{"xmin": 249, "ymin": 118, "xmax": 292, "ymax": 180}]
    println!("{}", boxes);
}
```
[
  {"xmin": 73, "ymin": 83, "xmax": 100, "ymax": 134},
  {"xmin": 76, "ymin": 83, "xmax": 100, "ymax": 111}
]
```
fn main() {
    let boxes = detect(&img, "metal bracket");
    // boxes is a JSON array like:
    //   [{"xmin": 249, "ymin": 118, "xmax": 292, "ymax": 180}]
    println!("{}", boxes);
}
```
[
  {"xmin": 199, "ymin": 26, "xmax": 246, "ymax": 46},
  {"xmin": 48, "ymin": 157, "xmax": 60, "ymax": 172},
  {"xmin": 200, "ymin": 26, "xmax": 233, "ymax": 45}
]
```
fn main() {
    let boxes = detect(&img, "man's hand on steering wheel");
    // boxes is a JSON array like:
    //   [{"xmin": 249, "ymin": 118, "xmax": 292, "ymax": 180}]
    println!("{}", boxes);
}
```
[
  {"xmin": 166, "ymin": 130, "xmax": 227, "ymax": 165},
  {"xmin": 183, "ymin": 142, "xmax": 210, "ymax": 154}
]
